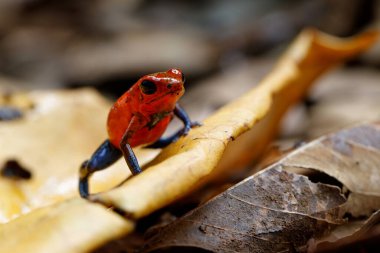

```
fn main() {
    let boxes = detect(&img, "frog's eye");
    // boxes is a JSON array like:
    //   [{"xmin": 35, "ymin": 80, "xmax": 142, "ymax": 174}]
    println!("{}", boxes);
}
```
[{"xmin": 140, "ymin": 80, "xmax": 157, "ymax": 95}]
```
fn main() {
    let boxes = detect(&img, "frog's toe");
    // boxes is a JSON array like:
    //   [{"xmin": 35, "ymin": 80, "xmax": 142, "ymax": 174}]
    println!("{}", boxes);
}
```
[{"xmin": 190, "ymin": 121, "xmax": 202, "ymax": 128}]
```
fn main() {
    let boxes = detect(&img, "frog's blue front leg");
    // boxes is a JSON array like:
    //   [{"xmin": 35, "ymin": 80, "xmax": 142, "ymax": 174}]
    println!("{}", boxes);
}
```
[
  {"xmin": 120, "ymin": 128, "xmax": 143, "ymax": 176},
  {"xmin": 147, "ymin": 104, "xmax": 200, "ymax": 149},
  {"xmin": 79, "ymin": 140, "xmax": 121, "ymax": 198}
]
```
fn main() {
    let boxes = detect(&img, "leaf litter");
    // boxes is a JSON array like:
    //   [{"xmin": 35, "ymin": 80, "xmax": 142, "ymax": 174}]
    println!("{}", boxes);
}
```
[{"xmin": 0, "ymin": 30, "xmax": 378, "ymax": 253}]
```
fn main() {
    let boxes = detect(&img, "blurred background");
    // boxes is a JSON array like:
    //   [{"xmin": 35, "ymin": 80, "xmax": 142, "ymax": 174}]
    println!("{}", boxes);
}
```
[{"xmin": 0, "ymin": 0, "xmax": 378, "ymax": 96}]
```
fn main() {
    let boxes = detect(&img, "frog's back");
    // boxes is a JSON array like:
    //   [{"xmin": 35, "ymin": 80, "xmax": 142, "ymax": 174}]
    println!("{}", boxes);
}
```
[{"xmin": 107, "ymin": 92, "xmax": 134, "ymax": 148}]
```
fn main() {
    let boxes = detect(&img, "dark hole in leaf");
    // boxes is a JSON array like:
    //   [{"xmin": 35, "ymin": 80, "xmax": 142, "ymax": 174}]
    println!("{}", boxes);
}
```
[
  {"xmin": 343, "ymin": 211, "xmax": 377, "ymax": 221},
  {"xmin": 342, "ymin": 212, "xmax": 356, "ymax": 220},
  {"xmin": 306, "ymin": 170, "xmax": 343, "ymax": 190},
  {"xmin": 1, "ymin": 159, "xmax": 32, "ymax": 180}
]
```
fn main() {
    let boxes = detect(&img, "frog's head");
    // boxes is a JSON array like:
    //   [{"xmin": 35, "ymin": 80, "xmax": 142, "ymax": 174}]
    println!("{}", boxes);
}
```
[{"xmin": 136, "ymin": 68, "xmax": 185, "ymax": 111}]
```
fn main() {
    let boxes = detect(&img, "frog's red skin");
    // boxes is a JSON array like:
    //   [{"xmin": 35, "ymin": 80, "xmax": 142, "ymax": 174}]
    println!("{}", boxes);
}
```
[
  {"xmin": 79, "ymin": 68, "xmax": 198, "ymax": 199},
  {"xmin": 107, "ymin": 68, "xmax": 185, "ymax": 148}
]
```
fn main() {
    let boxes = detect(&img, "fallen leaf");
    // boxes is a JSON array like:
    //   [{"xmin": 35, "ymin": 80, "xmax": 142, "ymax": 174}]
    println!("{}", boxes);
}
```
[
  {"xmin": 97, "ymin": 30, "xmax": 379, "ymax": 220},
  {"xmin": 143, "ymin": 168, "xmax": 346, "ymax": 252},
  {"xmin": 312, "ymin": 210, "xmax": 380, "ymax": 252},
  {"xmin": 282, "ymin": 123, "xmax": 380, "ymax": 216},
  {"xmin": 0, "ymin": 198, "xmax": 133, "ymax": 253},
  {"xmin": 142, "ymin": 123, "xmax": 380, "ymax": 253}
]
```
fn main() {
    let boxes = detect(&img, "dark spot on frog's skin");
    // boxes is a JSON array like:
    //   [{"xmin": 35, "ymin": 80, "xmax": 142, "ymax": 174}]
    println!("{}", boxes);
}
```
[
  {"xmin": 167, "ymin": 84, "xmax": 172, "ymax": 89},
  {"xmin": 146, "ymin": 111, "xmax": 170, "ymax": 130},
  {"xmin": 1, "ymin": 159, "xmax": 32, "ymax": 180},
  {"xmin": 0, "ymin": 106, "xmax": 23, "ymax": 121}
]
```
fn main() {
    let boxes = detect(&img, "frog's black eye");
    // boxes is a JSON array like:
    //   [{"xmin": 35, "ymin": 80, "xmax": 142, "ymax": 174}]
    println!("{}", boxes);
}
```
[
  {"xmin": 140, "ymin": 80, "xmax": 157, "ymax": 95},
  {"xmin": 181, "ymin": 72, "xmax": 186, "ymax": 83}
]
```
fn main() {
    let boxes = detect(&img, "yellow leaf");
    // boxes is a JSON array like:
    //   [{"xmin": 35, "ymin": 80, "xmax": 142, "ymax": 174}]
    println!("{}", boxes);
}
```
[{"xmin": 0, "ymin": 198, "xmax": 133, "ymax": 253}]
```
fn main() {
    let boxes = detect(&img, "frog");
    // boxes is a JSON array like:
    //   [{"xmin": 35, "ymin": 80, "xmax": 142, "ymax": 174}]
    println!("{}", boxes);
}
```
[{"xmin": 79, "ymin": 68, "xmax": 199, "ymax": 198}]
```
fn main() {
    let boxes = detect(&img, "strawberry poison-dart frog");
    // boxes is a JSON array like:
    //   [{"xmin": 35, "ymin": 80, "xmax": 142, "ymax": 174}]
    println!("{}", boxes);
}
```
[{"xmin": 79, "ymin": 68, "xmax": 199, "ymax": 198}]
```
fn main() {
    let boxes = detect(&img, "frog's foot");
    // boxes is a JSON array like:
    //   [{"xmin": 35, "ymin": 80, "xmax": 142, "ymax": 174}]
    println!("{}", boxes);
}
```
[
  {"xmin": 79, "ymin": 161, "xmax": 90, "ymax": 198},
  {"xmin": 182, "ymin": 121, "xmax": 202, "ymax": 136},
  {"xmin": 190, "ymin": 121, "xmax": 202, "ymax": 128}
]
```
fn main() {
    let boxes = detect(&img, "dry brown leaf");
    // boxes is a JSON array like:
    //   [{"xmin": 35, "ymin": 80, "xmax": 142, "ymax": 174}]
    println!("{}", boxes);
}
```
[
  {"xmin": 142, "ymin": 123, "xmax": 380, "ymax": 253},
  {"xmin": 312, "ymin": 210, "xmax": 380, "ymax": 252},
  {"xmin": 143, "ymin": 168, "xmax": 346, "ymax": 252},
  {"xmin": 283, "ymin": 122, "xmax": 380, "ymax": 250},
  {"xmin": 282, "ymin": 123, "xmax": 380, "ymax": 217},
  {"xmin": 97, "ymin": 29, "xmax": 378, "ymax": 220}
]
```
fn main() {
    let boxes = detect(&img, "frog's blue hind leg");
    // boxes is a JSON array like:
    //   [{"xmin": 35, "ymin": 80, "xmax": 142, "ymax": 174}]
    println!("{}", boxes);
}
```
[{"xmin": 79, "ymin": 140, "xmax": 121, "ymax": 198}]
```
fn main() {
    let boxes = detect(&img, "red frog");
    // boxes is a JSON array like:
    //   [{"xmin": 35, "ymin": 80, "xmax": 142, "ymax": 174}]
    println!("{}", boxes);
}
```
[{"xmin": 79, "ymin": 68, "xmax": 199, "ymax": 198}]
